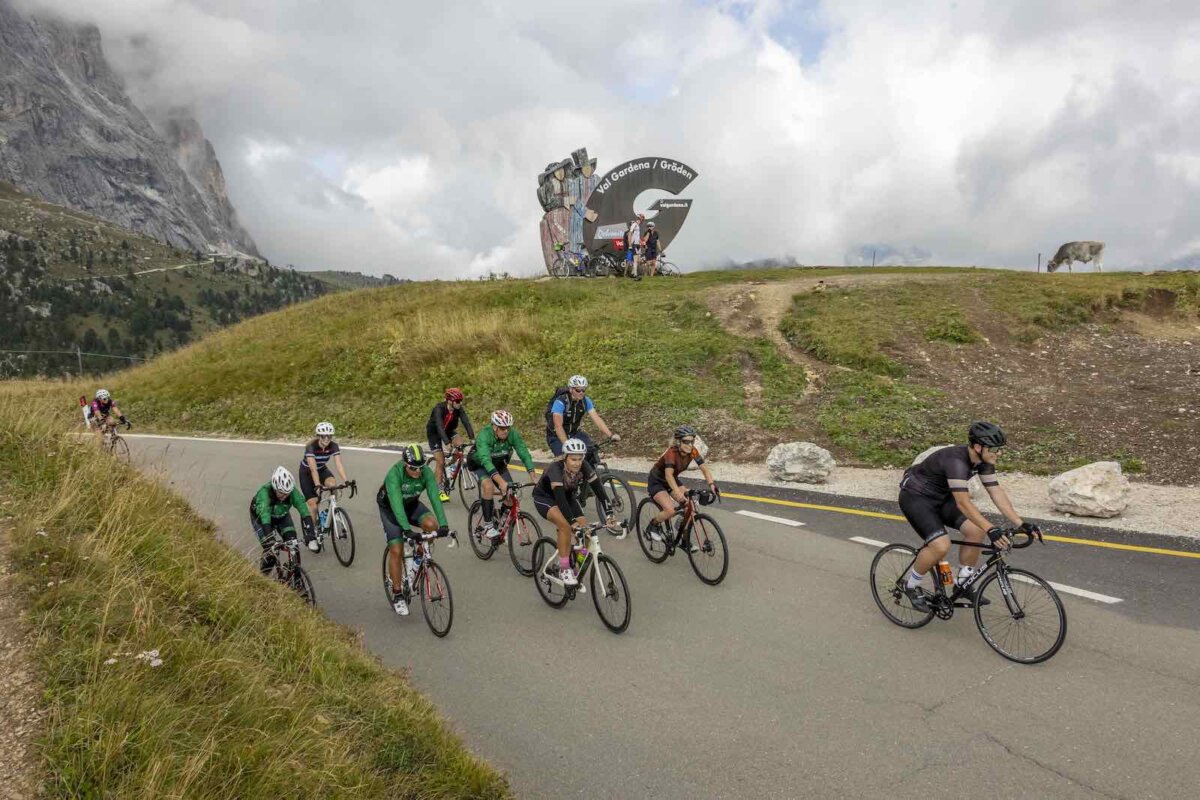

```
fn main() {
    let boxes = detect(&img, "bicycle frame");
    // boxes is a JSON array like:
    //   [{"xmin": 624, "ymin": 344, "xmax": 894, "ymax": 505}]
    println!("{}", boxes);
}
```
[
  {"xmin": 905, "ymin": 538, "xmax": 1024, "ymax": 617},
  {"xmin": 538, "ymin": 523, "xmax": 605, "ymax": 591}
]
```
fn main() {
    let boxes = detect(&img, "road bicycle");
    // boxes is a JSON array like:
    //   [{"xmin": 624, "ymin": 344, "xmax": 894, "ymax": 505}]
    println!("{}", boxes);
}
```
[
  {"xmin": 634, "ymin": 487, "xmax": 729, "ymax": 585},
  {"xmin": 263, "ymin": 534, "xmax": 316, "ymax": 607},
  {"xmin": 655, "ymin": 257, "xmax": 680, "ymax": 276},
  {"xmin": 589, "ymin": 252, "xmax": 621, "ymax": 277},
  {"xmin": 380, "ymin": 529, "xmax": 458, "ymax": 637},
  {"xmin": 441, "ymin": 442, "xmax": 480, "ymax": 510},
  {"xmin": 313, "ymin": 480, "xmax": 357, "ymax": 566},
  {"xmin": 532, "ymin": 521, "xmax": 631, "ymax": 633},
  {"xmin": 869, "ymin": 529, "xmax": 1067, "ymax": 664},
  {"xmin": 578, "ymin": 437, "xmax": 636, "ymax": 537},
  {"xmin": 100, "ymin": 419, "xmax": 130, "ymax": 461},
  {"xmin": 467, "ymin": 481, "xmax": 543, "ymax": 576}
]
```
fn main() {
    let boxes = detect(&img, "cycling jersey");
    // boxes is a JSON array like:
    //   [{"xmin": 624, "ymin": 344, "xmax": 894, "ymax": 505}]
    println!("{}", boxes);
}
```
[
  {"xmin": 377, "ymin": 462, "xmax": 447, "ymax": 528},
  {"xmin": 425, "ymin": 402, "xmax": 475, "ymax": 446},
  {"xmin": 300, "ymin": 438, "xmax": 340, "ymax": 473},
  {"xmin": 89, "ymin": 398, "xmax": 114, "ymax": 420},
  {"xmin": 649, "ymin": 445, "xmax": 705, "ymax": 483},
  {"xmin": 251, "ymin": 483, "xmax": 312, "ymax": 525},
  {"xmin": 469, "ymin": 425, "xmax": 535, "ymax": 476},
  {"xmin": 533, "ymin": 459, "xmax": 608, "ymax": 520},
  {"xmin": 544, "ymin": 388, "xmax": 594, "ymax": 438},
  {"xmin": 899, "ymin": 445, "xmax": 998, "ymax": 504}
]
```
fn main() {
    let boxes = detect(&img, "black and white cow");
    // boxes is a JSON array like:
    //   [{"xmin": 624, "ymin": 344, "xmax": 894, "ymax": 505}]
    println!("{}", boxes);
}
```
[{"xmin": 1047, "ymin": 241, "xmax": 1105, "ymax": 273}]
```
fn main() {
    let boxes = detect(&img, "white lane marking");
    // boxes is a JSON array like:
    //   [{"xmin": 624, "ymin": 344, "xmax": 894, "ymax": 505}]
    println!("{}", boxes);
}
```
[
  {"xmin": 849, "ymin": 536, "xmax": 889, "ymax": 547},
  {"xmin": 1011, "ymin": 574, "xmax": 1123, "ymax": 604},
  {"xmin": 121, "ymin": 433, "xmax": 402, "ymax": 455},
  {"xmin": 735, "ymin": 509, "xmax": 805, "ymax": 527}
]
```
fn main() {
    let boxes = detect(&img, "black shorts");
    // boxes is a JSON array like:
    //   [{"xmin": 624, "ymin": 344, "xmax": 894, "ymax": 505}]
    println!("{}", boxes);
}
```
[
  {"xmin": 300, "ymin": 467, "xmax": 333, "ymax": 501},
  {"xmin": 378, "ymin": 498, "xmax": 433, "ymax": 544},
  {"xmin": 646, "ymin": 475, "xmax": 671, "ymax": 498},
  {"xmin": 469, "ymin": 462, "xmax": 513, "ymax": 485},
  {"xmin": 898, "ymin": 490, "xmax": 965, "ymax": 543},
  {"xmin": 532, "ymin": 489, "xmax": 583, "ymax": 521}
]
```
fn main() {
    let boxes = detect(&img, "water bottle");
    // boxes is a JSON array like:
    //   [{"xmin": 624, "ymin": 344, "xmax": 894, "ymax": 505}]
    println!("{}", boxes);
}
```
[
  {"xmin": 446, "ymin": 460, "xmax": 459, "ymax": 482},
  {"xmin": 936, "ymin": 561, "xmax": 954, "ymax": 587},
  {"xmin": 319, "ymin": 509, "xmax": 328, "ymax": 529}
]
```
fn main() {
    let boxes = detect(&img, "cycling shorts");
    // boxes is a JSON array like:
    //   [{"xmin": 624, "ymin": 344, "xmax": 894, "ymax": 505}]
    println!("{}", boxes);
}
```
[
  {"xmin": 248, "ymin": 506, "xmax": 297, "ymax": 547},
  {"xmin": 469, "ymin": 463, "xmax": 513, "ymax": 485},
  {"xmin": 532, "ymin": 488, "xmax": 583, "ymax": 521},
  {"xmin": 898, "ymin": 490, "xmax": 965, "ymax": 543},
  {"xmin": 299, "ymin": 467, "xmax": 333, "ymax": 501},
  {"xmin": 378, "ymin": 498, "xmax": 433, "ymax": 544}
]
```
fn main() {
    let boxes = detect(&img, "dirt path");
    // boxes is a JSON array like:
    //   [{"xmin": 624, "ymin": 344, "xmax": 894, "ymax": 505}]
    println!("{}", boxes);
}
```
[{"xmin": 0, "ymin": 524, "xmax": 41, "ymax": 799}]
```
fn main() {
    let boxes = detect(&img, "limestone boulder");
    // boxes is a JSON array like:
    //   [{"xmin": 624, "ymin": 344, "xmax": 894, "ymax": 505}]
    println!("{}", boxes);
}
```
[
  {"xmin": 767, "ymin": 442, "xmax": 835, "ymax": 483},
  {"xmin": 1048, "ymin": 461, "xmax": 1130, "ymax": 518}
]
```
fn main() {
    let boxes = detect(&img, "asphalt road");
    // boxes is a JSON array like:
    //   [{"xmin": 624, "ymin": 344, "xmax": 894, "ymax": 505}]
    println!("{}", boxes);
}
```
[{"xmin": 128, "ymin": 435, "xmax": 1200, "ymax": 799}]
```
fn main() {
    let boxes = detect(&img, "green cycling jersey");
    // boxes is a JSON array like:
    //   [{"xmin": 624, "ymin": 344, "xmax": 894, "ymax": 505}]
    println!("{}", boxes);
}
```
[
  {"xmin": 382, "ymin": 462, "xmax": 448, "ymax": 528},
  {"xmin": 253, "ymin": 484, "xmax": 313, "ymax": 525},
  {"xmin": 470, "ymin": 425, "xmax": 535, "ymax": 476}
]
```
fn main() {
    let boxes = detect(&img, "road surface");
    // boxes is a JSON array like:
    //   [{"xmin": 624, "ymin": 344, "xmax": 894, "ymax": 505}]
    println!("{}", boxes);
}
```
[{"xmin": 127, "ymin": 435, "xmax": 1200, "ymax": 799}]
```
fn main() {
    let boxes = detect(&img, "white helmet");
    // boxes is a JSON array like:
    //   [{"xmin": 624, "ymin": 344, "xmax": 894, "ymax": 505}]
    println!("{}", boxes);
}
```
[
  {"xmin": 491, "ymin": 409, "xmax": 514, "ymax": 427},
  {"xmin": 315, "ymin": 421, "xmax": 334, "ymax": 436},
  {"xmin": 271, "ymin": 466, "xmax": 295, "ymax": 494},
  {"xmin": 563, "ymin": 438, "xmax": 588, "ymax": 455},
  {"xmin": 95, "ymin": 389, "xmax": 110, "ymax": 401},
  {"xmin": 568, "ymin": 375, "xmax": 588, "ymax": 390}
]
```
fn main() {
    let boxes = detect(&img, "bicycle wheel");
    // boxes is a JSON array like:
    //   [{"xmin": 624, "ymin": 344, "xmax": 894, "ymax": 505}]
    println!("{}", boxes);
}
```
[
  {"xmin": 466, "ymin": 500, "xmax": 499, "ymax": 560},
  {"xmin": 418, "ymin": 561, "xmax": 454, "ymax": 637},
  {"xmin": 289, "ymin": 566, "xmax": 317, "ymax": 607},
  {"xmin": 457, "ymin": 465, "xmax": 480, "ymax": 511},
  {"xmin": 109, "ymin": 434, "xmax": 130, "ymax": 462},
  {"xmin": 598, "ymin": 474, "xmax": 635, "ymax": 536},
  {"xmin": 532, "ymin": 537, "xmax": 570, "ymax": 608},
  {"xmin": 869, "ymin": 544, "xmax": 935, "ymax": 629},
  {"xmin": 974, "ymin": 567, "xmax": 1067, "ymax": 664},
  {"xmin": 380, "ymin": 548, "xmax": 396, "ymax": 607},
  {"xmin": 658, "ymin": 261, "xmax": 680, "ymax": 276},
  {"xmin": 590, "ymin": 554, "xmax": 631, "ymax": 633},
  {"xmin": 634, "ymin": 498, "xmax": 670, "ymax": 563},
  {"xmin": 331, "ymin": 508, "xmax": 356, "ymax": 566},
  {"xmin": 687, "ymin": 513, "xmax": 729, "ymax": 585},
  {"xmin": 507, "ymin": 511, "xmax": 543, "ymax": 577}
]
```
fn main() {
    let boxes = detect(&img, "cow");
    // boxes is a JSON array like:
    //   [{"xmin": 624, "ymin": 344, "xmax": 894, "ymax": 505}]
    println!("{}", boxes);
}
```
[{"xmin": 1046, "ymin": 241, "xmax": 1105, "ymax": 273}]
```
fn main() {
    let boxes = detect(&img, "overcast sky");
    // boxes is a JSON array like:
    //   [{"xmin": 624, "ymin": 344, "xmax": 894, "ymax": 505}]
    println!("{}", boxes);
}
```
[{"xmin": 20, "ymin": 0, "xmax": 1200, "ymax": 276}]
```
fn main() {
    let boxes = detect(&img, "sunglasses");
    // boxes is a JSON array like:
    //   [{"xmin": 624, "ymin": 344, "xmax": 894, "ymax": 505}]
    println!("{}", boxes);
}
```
[{"xmin": 679, "ymin": 438, "xmax": 696, "ymax": 446}]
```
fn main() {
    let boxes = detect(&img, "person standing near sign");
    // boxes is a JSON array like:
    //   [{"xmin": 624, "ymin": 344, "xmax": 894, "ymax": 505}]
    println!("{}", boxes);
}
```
[
  {"xmin": 643, "ymin": 222, "xmax": 660, "ymax": 276},
  {"xmin": 626, "ymin": 216, "xmax": 642, "ymax": 279}
]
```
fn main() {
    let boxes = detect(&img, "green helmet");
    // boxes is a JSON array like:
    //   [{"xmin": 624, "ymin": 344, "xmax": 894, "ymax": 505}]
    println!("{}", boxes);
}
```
[{"xmin": 402, "ymin": 444, "xmax": 426, "ymax": 467}]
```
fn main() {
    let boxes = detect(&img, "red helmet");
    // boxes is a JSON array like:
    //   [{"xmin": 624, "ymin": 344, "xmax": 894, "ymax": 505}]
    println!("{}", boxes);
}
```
[{"xmin": 445, "ymin": 388, "xmax": 465, "ymax": 402}]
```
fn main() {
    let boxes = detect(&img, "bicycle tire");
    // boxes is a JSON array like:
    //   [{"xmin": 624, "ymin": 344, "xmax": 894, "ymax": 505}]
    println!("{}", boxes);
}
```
[
  {"xmin": 418, "ymin": 561, "xmax": 454, "ymax": 637},
  {"xmin": 457, "ymin": 464, "xmax": 480, "ymax": 510},
  {"xmin": 974, "ymin": 567, "xmax": 1067, "ymax": 664},
  {"xmin": 289, "ymin": 566, "xmax": 317, "ymax": 607},
  {"xmin": 869, "ymin": 544, "xmax": 936, "ymax": 629},
  {"xmin": 590, "ymin": 554, "xmax": 631, "ymax": 633},
  {"xmin": 331, "ymin": 508, "xmax": 356, "ymax": 566},
  {"xmin": 634, "ymin": 497, "xmax": 670, "ymax": 563},
  {"xmin": 466, "ymin": 499, "xmax": 500, "ymax": 560},
  {"xmin": 507, "ymin": 511, "xmax": 542, "ymax": 577},
  {"xmin": 109, "ymin": 434, "xmax": 130, "ymax": 462},
  {"xmin": 380, "ymin": 547, "xmax": 398, "ymax": 607},
  {"xmin": 532, "ymin": 537, "xmax": 570, "ymax": 608},
  {"xmin": 687, "ymin": 513, "xmax": 729, "ymax": 585},
  {"xmin": 598, "ymin": 474, "xmax": 635, "ymax": 536},
  {"xmin": 658, "ymin": 261, "xmax": 680, "ymax": 276}
]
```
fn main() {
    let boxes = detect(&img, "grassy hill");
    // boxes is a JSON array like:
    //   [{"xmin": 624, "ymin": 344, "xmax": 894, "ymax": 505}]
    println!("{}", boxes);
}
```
[{"xmin": 88, "ymin": 265, "xmax": 1200, "ymax": 483}]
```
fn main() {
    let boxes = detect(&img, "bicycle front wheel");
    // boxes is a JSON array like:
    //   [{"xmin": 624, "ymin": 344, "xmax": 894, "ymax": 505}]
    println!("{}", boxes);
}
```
[
  {"xmin": 687, "ymin": 513, "xmax": 729, "ymax": 585},
  {"xmin": 974, "ymin": 567, "xmax": 1067, "ymax": 664},
  {"xmin": 507, "ymin": 511, "xmax": 542, "ymax": 577},
  {"xmin": 457, "ymin": 465, "xmax": 480, "ymax": 510},
  {"xmin": 869, "ymin": 544, "xmax": 935, "ymax": 629},
  {"xmin": 289, "ymin": 566, "xmax": 317, "ymax": 607},
  {"xmin": 331, "ymin": 508, "xmax": 356, "ymax": 566},
  {"xmin": 532, "ymin": 537, "xmax": 570, "ymax": 608},
  {"xmin": 635, "ymin": 498, "xmax": 670, "ymax": 563},
  {"xmin": 466, "ymin": 500, "xmax": 499, "ymax": 560},
  {"xmin": 598, "ymin": 473, "xmax": 635, "ymax": 536},
  {"xmin": 109, "ymin": 434, "xmax": 130, "ymax": 462},
  {"xmin": 418, "ymin": 561, "xmax": 454, "ymax": 637},
  {"xmin": 590, "ymin": 554, "xmax": 631, "ymax": 633}
]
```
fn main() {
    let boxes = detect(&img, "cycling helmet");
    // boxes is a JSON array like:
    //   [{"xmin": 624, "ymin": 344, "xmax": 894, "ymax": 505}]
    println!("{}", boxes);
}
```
[
  {"xmin": 402, "ymin": 444, "xmax": 426, "ymax": 467},
  {"xmin": 968, "ymin": 421, "xmax": 1007, "ymax": 449},
  {"xmin": 491, "ymin": 409, "xmax": 514, "ymax": 427},
  {"xmin": 647, "ymin": 221, "xmax": 656, "ymax": 228},
  {"xmin": 674, "ymin": 425, "xmax": 697, "ymax": 440},
  {"xmin": 562, "ymin": 438, "xmax": 588, "ymax": 456},
  {"xmin": 271, "ymin": 466, "xmax": 295, "ymax": 494},
  {"xmin": 315, "ymin": 421, "xmax": 334, "ymax": 436},
  {"xmin": 568, "ymin": 375, "xmax": 589, "ymax": 390},
  {"xmin": 95, "ymin": 389, "xmax": 110, "ymax": 401},
  {"xmin": 445, "ymin": 388, "xmax": 465, "ymax": 402}
]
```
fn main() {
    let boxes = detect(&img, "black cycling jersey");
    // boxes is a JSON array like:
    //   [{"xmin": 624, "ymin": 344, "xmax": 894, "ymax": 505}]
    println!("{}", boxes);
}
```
[
  {"xmin": 425, "ymin": 402, "xmax": 475, "ymax": 444},
  {"xmin": 300, "ymin": 438, "xmax": 340, "ymax": 473},
  {"xmin": 533, "ymin": 459, "xmax": 608, "ymax": 519},
  {"xmin": 900, "ymin": 445, "xmax": 998, "ymax": 503}
]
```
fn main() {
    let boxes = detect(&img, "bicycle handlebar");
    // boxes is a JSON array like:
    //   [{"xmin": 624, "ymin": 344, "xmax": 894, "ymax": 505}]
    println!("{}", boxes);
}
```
[{"xmin": 316, "ymin": 480, "xmax": 357, "ymax": 498}]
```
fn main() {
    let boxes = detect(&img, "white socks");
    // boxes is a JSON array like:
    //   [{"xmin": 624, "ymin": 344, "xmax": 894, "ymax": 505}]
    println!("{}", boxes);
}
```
[{"xmin": 906, "ymin": 569, "xmax": 925, "ymax": 589}]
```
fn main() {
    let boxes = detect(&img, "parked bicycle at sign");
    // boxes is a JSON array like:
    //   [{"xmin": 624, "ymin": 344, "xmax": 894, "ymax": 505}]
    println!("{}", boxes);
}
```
[
  {"xmin": 380, "ymin": 528, "xmax": 458, "ymax": 637},
  {"xmin": 533, "ymin": 521, "xmax": 631, "ymax": 633},
  {"xmin": 313, "ymin": 481, "xmax": 357, "ymax": 566},
  {"xmin": 467, "ymin": 481, "xmax": 544, "ymax": 576},
  {"xmin": 635, "ymin": 487, "xmax": 729, "ymax": 585},
  {"xmin": 869, "ymin": 528, "xmax": 1066, "ymax": 663}
]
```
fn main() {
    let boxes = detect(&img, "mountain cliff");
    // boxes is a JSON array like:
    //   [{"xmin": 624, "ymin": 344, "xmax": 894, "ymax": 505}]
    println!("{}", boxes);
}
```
[{"xmin": 0, "ymin": 0, "xmax": 259, "ymax": 255}]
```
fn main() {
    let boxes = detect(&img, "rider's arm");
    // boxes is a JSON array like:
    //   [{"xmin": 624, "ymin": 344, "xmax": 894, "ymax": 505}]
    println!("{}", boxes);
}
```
[
  {"xmin": 509, "ymin": 428, "xmax": 536, "ymax": 474},
  {"xmin": 587, "ymin": 466, "xmax": 611, "ymax": 513},
  {"xmin": 665, "ymin": 465, "xmax": 682, "ymax": 493},
  {"xmin": 253, "ymin": 485, "xmax": 274, "ymax": 525},
  {"xmin": 952, "ymin": 492, "xmax": 996, "ymax": 534},
  {"xmin": 305, "ymin": 453, "xmax": 321, "ymax": 484},
  {"xmin": 461, "ymin": 408, "xmax": 475, "ymax": 440},
  {"xmin": 699, "ymin": 462, "xmax": 716, "ymax": 487},
  {"xmin": 475, "ymin": 429, "xmax": 498, "ymax": 476},
  {"xmin": 434, "ymin": 405, "xmax": 452, "ymax": 445},
  {"xmin": 332, "ymin": 452, "xmax": 348, "ymax": 482},
  {"xmin": 421, "ymin": 466, "xmax": 449, "ymax": 528},
  {"xmin": 588, "ymin": 408, "xmax": 614, "ymax": 439},
  {"xmin": 984, "ymin": 483, "xmax": 1023, "ymax": 526},
  {"xmin": 552, "ymin": 411, "xmax": 569, "ymax": 445},
  {"xmin": 289, "ymin": 487, "xmax": 314, "ymax": 522},
  {"xmin": 383, "ymin": 464, "xmax": 412, "ymax": 521}
]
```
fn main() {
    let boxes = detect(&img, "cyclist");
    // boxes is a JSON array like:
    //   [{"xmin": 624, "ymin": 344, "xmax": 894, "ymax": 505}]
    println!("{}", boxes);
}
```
[
  {"xmin": 644, "ymin": 425, "xmax": 719, "ymax": 551},
  {"xmin": 896, "ymin": 421, "xmax": 1041, "ymax": 611},
  {"xmin": 250, "ymin": 466, "xmax": 316, "ymax": 576},
  {"xmin": 544, "ymin": 375, "xmax": 619, "ymax": 461},
  {"xmin": 467, "ymin": 410, "xmax": 537, "ymax": 540},
  {"xmin": 300, "ymin": 421, "xmax": 351, "ymax": 551},
  {"xmin": 426, "ymin": 388, "xmax": 476, "ymax": 501},
  {"xmin": 643, "ymin": 221, "xmax": 660, "ymax": 276},
  {"xmin": 532, "ymin": 437, "xmax": 615, "ymax": 586},
  {"xmin": 86, "ymin": 389, "xmax": 130, "ymax": 442},
  {"xmin": 377, "ymin": 444, "xmax": 450, "ymax": 616}
]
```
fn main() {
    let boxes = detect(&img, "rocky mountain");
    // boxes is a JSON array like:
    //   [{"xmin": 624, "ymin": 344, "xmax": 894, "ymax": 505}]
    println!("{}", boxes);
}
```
[{"xmin": 0, "ymin": 0, "xmax": 258, "ymax": 256}]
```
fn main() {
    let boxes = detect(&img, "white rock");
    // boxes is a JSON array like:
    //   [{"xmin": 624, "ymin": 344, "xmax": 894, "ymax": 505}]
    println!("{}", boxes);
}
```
[
  {"xmin": 1048, "ymin": 461, "xmax": 1130, "ymax": 518},
  {"xmin": 767, "ymin": 442, "xmax": 836, "ymax": 483}
]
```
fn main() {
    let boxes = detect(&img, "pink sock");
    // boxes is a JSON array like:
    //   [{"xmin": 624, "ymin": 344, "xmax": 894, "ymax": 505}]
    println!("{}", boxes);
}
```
[{"xmin": 560, "ymin": 556, "xmax": 571, "ymax": 571}]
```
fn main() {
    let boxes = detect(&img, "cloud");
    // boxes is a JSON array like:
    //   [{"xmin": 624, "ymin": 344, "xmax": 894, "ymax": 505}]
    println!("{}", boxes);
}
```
[{"xmin": 17, "ymin": 0, "xmax": 1200, "ymax": 275}]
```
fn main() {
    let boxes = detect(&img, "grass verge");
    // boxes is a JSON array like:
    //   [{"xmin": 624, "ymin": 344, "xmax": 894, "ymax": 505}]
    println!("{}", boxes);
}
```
[{"xmin": 0, "ymin": 393, "xmax": 508, "ymax": 798}]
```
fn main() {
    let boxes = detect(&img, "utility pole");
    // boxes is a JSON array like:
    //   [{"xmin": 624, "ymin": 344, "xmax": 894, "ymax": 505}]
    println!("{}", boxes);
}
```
[
  {"xmin": 76, "ymin": 344, "xmax": 83, "ymax": 376},
  {"xmin": 1037, "ymin": 252, "xmax": 1042, "ymax": 273},
  {"xmin": 871, "ymin": 249, "xmax": 876, "ymax": 268}
]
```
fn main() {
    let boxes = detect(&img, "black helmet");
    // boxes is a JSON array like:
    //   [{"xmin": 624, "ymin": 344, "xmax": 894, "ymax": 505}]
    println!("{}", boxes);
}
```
[
  {"xmin": 968, "ymin": 421, "xmax": 1006, "ymax": 449},
  {"xmin": 402, "ymin": 444, "xmax": 426, "ymax": 467},
  {"xmin": 674, "ymin": 425, "xmax": 697, "ymax": 440}
]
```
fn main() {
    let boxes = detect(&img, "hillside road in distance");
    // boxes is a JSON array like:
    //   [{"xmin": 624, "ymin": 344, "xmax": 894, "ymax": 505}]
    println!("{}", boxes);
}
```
[{"xmin": 128, "ymin": 435, "xmax": 1200, "ymax": 799}]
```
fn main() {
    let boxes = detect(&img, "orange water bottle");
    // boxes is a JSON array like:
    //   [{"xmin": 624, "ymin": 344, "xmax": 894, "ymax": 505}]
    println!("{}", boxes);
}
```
[{"xmin": 936, "ymin": 561, "xmax": 954, "ymax": 587}]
